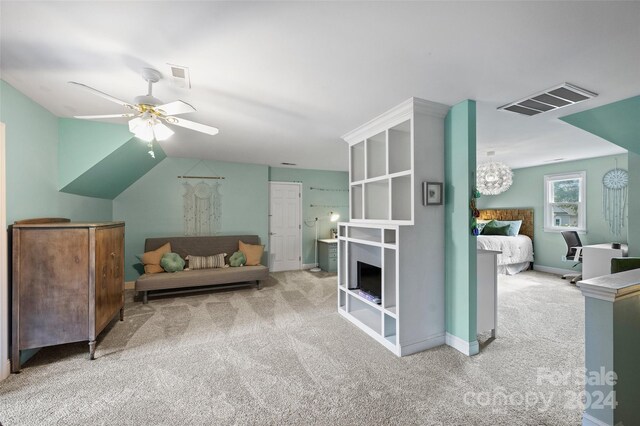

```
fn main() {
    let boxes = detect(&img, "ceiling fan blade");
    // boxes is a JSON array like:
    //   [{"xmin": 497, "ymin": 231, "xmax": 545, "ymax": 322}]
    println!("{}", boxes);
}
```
[
  {"xmin": 68, "ymin": 81, "xmax": 136, "ymax": 109},
  {"xmin": 156, "ymin": 100, "xmax": 196, "ymax": 116},
  {"xmin": 74, "ymin": 113, "xmax": 137, "ymax": 119},
  {"xmin": 169, "ymin": 117, "xmax": 219, "ymax": 136}
]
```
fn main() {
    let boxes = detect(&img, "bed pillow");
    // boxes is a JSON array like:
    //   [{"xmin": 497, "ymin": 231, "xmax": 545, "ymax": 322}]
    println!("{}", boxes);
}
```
[
  {"xmin": 187, "ymin": 253, "xmax": 227, "ymax": 270},
  {"xmin": 490, "ymin": 219, "xmax": 522, "ymax": 236},
  {"xmin": 481, "ymin": 223, "xmax": 511, "ymax": 236},
  {"xmin": 476, "ymin": 219, "xmax": 492, "ymax": 233},
  {"xmin": 239, "ymin": 240, "xmax": 264, "ymax": 266},
  {"xmin": 141, "ymin": 242, "xmax": 172, "ymax": 274}
]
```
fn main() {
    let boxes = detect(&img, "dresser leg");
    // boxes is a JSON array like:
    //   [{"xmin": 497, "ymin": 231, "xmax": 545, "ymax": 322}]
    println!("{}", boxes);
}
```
[
  {"xmin": 143, "ymin": 291, "xmax": 148, "ymax": 304},
  {"xmin": 89, "ymin": 340, "xmax": 96, "ymax": 360},
  {"xmin": 120, "ymin": 307, "xmax": 124, "ymax": 321},
  {"xmin": 256, "ymin": 280, "xmax": 262, "ymax": 290},
  {"xmin": 11, "ymin": 350, "xmax": 21, "ymax": 373}
]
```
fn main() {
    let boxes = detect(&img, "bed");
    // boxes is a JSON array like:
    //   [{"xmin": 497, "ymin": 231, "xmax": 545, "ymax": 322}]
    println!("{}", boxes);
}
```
[{"xmin": 477, "ymin": 208, "xmax": 534, "ymax": 275}]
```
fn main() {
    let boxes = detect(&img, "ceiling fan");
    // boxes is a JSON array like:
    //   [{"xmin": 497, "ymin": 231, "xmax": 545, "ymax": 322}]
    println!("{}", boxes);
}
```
[{"xmin": 69, "ymin": 68, "xmax": 219, "ymax": 144}]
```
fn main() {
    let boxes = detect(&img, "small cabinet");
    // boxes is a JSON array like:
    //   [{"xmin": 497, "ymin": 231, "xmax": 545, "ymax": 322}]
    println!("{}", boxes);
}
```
[
  {"xmin": 11, "ymin": 220, "xmax": 125, "ymax": 372},
  {"xmin": 318, "ymin": 239, "xmax": 338, "ymax": 272}
]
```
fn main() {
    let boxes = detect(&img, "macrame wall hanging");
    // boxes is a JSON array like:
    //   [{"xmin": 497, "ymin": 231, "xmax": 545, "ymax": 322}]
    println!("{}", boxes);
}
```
[
  {"xmin": 602, "ymin": 165, "xmax": 628, "ymax": 236},
  {"xmin": 178, "ymin": 161, "xmax": 225, "ymax": 236}
]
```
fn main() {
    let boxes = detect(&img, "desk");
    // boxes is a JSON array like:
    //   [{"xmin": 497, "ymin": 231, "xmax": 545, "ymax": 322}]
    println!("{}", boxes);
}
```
[
  {"xmin": 582, "ymin": 243, "xmax": 628, "ymax": 280},
  {"xmin": 318, "ymin": 239, "xmax": 338, "ymax": 272}
]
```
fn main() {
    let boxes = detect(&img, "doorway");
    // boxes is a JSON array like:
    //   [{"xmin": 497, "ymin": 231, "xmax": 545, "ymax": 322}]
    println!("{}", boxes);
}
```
[{"xmin": 269, "ymin": 182, "xmax": 302, "ymax": 272}]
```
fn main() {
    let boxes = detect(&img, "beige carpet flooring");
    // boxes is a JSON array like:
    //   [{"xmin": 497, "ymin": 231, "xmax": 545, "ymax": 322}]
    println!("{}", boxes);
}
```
[{"xmin": 0, "ymin": 270, "xmax": 584, "ymax": 425}]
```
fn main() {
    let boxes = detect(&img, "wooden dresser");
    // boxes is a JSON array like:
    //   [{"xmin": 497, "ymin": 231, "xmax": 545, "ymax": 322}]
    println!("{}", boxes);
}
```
[{"xmin": 11, "ymin": 221, "xmax": 125, "ymax": 372}]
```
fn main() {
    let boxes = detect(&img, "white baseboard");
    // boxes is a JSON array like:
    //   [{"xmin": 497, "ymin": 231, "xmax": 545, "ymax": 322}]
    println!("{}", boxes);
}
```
[
  {"xmin": 1, "ymin": 358, "xmax": 10, "ymax": 381},
  {"xmin": 302, "ymin": 263, "xmax": 316, "ymax": 270},
  {"xmin": 446, "ymin": 332, "xmax": 479, "ymax": 356},
  {"xmin": 582, "ymin": 412, "xmax": 612, "ymax": 426},
  {"xmin": 399, "ymin": 333, "xmax": 446, "ymax": 356},
  {"xmin": 533, "ymin": 265, "xmax": 577, "ymax": 275}
]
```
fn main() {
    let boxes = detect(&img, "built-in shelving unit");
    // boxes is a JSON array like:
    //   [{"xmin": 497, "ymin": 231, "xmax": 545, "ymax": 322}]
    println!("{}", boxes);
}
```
[
  {"xmin": 338, "ymin": 97, "xmax": 448, "ymax": 357},
  {"xmin": 338, "ymin": 223, "xmax": 399, "ymax": 352}
]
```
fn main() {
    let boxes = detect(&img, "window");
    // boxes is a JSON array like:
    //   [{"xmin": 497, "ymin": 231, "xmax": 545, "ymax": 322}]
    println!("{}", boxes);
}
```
[{"xmin": 544, "ymin": 171, "xmax": 586, "ymax": 232}]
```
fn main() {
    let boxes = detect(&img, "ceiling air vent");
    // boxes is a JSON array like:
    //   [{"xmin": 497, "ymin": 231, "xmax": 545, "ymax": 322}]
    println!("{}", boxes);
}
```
[
  {"xmin": 167, "ymin": 63, "xmax": 191, "ymax": 89},
  {"xmin": 498, "ymin": 83, "xmax": 597, "ymax": 116}
]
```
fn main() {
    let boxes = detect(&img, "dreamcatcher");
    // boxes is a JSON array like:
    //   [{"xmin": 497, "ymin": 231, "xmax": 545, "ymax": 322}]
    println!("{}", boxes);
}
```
[{"xmin": 602, "ymin": 167, "xmax": 628, "ymax": 236}]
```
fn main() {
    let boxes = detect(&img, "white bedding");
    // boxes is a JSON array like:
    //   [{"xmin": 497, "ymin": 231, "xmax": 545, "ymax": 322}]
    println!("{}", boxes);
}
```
[{"xmin": 477, "ymin": 235, "xmax": 534, "ymax": 275}]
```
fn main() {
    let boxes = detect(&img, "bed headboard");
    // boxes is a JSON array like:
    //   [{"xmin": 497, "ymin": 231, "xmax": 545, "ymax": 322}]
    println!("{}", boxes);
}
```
[{"xmin": 479, "ymin": 208, "xmax": 534, "ymax": 241}]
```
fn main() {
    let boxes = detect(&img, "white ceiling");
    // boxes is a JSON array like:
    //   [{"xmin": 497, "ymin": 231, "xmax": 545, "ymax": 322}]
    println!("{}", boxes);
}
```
[{"xmin": 1, "ymin": 1, "xmax": 638, "ymax": 171}]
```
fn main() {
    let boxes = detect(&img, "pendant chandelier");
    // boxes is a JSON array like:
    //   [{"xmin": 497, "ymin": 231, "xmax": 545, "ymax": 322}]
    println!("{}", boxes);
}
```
[{"xmin": 476, "ymin": 151, "xmax": 513, "ymax": 195}]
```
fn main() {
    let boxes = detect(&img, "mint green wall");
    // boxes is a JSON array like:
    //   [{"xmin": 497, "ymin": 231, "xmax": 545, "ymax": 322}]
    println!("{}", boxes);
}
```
[
  {"xmin": 612, "ymin": 295, "xmax": 640, "ymax": 425},
  {"xmin": 628, "ymin": 153, "xmax": 640, "ymax": 256},
  {"xmin": 269, "ymin": 167, "xmax": 349, "ymax": 264},
  {"xmin": 58, "ymin": 118, "xmax": 134, "ymax": 189},
  {"xmin": 113, "ymin": 158, "xmax": 269, "ymax": 281},
  {"xmin": 0, "ymin": 80, "xmax": 112, "ymax": 224},
  {"xmin": 477, "ymin": 154, "xmax": 628, "ymax": 270},
  {"xmin": 444, "ymin": 100, "xmax": 477, "ymax": 344}
]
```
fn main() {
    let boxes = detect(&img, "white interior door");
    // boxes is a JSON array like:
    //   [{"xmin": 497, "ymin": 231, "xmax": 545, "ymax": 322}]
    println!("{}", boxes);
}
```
[{"xmin": 269, "ymin": 182, "xmax": 301, "ymax": 272}]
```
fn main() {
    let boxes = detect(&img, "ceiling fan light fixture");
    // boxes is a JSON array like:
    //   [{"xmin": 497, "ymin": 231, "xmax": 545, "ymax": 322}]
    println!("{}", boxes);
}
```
[
  {"xmin": 134, "ymin": 122, "xmax": 155, "ymax": 142},
  {"xmin": 153, "ymin": 121, "xmax": 174, "ymax": 141}
]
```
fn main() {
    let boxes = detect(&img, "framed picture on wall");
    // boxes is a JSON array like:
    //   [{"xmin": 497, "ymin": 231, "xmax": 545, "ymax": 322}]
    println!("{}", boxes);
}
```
[{"xmin": 423, "ymin": 182, "xmax": 443, "ymax": 206}]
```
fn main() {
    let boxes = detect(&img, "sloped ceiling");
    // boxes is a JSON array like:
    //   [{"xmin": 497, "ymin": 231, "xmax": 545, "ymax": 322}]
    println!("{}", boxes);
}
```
[
  {"xmin": 560, "ymin": 96, "xmax": 640, "ymax": 155},
  {"xmin": 59, "ymin": 118, "xmax": 166, "ymax": 199}
]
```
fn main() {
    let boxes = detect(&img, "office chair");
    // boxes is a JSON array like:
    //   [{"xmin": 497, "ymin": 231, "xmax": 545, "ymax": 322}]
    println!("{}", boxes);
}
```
[{"xmin": 561, "ymin": 231, "xmax": 583, "ymax": 283}]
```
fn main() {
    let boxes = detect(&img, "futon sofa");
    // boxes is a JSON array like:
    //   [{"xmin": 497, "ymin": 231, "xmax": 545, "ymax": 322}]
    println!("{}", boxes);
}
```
[{"xmin": 135, "ymin": 235, "xmax": 269, "ymax": 303}]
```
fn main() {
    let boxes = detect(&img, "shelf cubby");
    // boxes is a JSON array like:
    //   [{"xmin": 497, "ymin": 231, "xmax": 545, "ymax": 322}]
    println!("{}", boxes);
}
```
[
  {"xmin": 391, "ymin": 175, "xmax": 412, "ymax": 221},
  {"xmin": 339, "ymin": 289, "xmax": 346, "ymax": 312},
  {"xmin": 383, "ymin": 229, "xmax": 396, "ymax": 245},
  {"xmin": 348, "ymin": 226, "xmax": 381, "ymax": 243},
  {"xmin": 338, "ymin": 240, "xmax": 347, "ymax": 287},
  {"xmin": 388, "ymin": 120, "xmax": 412, "ymax": 174},
  {"xmin": 383, "ymin": 248, "xmax": 396, "ymax": 311},
  {"xmin": 351, "ymin": 184, "xmax": 363, "ymax": 220},
  {"xmin": 384, "ymin": 314, "xmax": 397, "ymax": 345},
  {"xmin": 365, "ymin": 180, "xmax": 389, "ymax": 221},
  {"xmin": 366, "ymin": 131, "xmax": 387, "ymax": 179},
  {"xmin": 351, "ymin": 141, "xmax": 365, "ymax": 183},
  {"xmin": 349, "ymin": 297, "xmax": 381, "ymax": 334}
]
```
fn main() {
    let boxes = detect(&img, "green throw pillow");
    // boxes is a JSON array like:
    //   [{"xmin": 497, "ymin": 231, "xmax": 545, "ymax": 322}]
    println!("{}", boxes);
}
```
[
  {"xmin": 490, "ymin": 219, "xmax": 522, "ymax": 236},
  {"xmin": 481, "ymin": 223, "xmax": 511, "ymax": 236},
  {"xmin": 229, "ymin": 251, "xmax": 246, "ymax": 267},
  {"xmin": 160, "ymin": 252, "xmax": 185, "ymax": 273}
]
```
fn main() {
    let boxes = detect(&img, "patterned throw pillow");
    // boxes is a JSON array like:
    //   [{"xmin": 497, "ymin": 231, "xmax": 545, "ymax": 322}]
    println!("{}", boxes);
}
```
[{"xmin": 186, "ymin": 253, "xmax": 227, "ymax": 270}]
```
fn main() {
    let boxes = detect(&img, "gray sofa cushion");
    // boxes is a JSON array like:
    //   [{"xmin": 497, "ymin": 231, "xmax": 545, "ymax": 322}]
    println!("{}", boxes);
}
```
[{"xmin": 135, "ymin": 265, "xmax": 269, "ymax": 291}]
